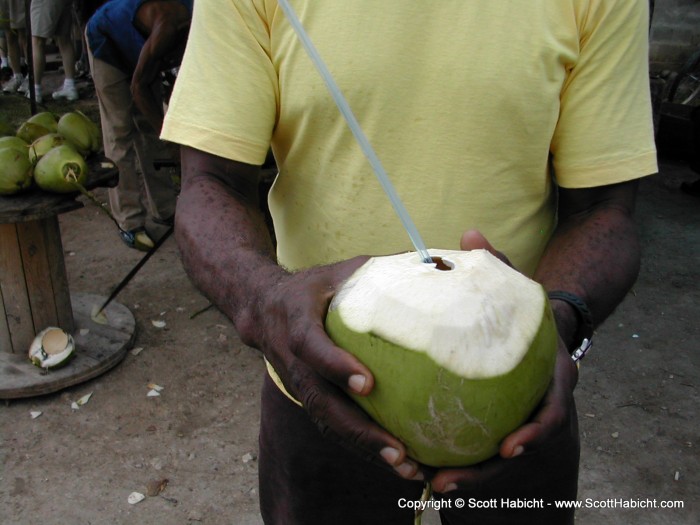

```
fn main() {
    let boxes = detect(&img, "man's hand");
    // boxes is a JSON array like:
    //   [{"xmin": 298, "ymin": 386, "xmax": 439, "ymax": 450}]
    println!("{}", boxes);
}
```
[
  {"xmin": 429, "ymin": 341, "xmax": 578, "ymax": 492},
  {"xmin": 244, "ymin": 257, "xmax": 427, "ymax": 480},
  {"xmin": 426, "ymin": 180, "xmax": 642, "ymax": 492},
  {"xmin": 425, "ymin": 230, "xmax": 579, "ymax": 493},
  {"xmin": 176, "ymin": 146, "xmax": 422, "ymax": 480}
]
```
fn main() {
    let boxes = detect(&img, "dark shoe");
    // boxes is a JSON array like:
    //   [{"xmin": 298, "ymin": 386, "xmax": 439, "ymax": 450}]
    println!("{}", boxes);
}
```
[{"xmin": 119, "ymin": 228, "xmax": 155, "ymax": 252}]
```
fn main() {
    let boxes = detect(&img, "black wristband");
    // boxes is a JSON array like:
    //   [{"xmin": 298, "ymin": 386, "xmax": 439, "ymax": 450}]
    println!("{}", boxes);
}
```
[{"xmin": 547, "ymin": 291, "xmax": 594, "ymax": 361}]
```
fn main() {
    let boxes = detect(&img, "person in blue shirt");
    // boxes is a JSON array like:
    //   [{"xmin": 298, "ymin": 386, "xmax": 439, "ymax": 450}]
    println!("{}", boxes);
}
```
[{"xmin": 86, "ymin": 0, "xmax": 192, "ymax": 250}]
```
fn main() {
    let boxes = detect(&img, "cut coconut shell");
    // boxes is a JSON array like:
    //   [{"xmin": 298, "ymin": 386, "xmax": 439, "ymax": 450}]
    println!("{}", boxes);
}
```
[{"xmin": 28, "ymin": 327, "xmax": 76, "ymax": 369}]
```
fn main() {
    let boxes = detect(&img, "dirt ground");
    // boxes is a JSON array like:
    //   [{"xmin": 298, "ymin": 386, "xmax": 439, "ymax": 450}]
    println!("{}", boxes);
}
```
[{"xmin": 1, "ymin": 74, "xmax": 699, "ymax": 525}]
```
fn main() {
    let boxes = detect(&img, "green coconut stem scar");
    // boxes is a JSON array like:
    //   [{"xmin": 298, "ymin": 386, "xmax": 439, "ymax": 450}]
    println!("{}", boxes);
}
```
[{"xmin": 64, "ymin": 164, "xmax": 82, "ymax": 181}]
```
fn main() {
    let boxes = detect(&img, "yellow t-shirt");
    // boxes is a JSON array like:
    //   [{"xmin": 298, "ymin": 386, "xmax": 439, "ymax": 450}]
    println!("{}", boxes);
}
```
[
  {"xmin": 163, "ymin": 0, "xmax": 656, "ymax": 275},
  {"xmin": 161, "ymin": 0, "xmax": 657, "ymax": 399}
]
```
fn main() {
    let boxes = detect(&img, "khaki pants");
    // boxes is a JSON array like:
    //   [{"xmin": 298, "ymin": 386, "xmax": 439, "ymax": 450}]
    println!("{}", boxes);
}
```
[{"xmin": 87, "ymin": 43, "xmax": 176, "ymax": 231}]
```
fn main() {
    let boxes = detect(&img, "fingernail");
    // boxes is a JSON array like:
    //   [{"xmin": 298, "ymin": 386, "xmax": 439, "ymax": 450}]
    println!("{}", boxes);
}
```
[
  {"xmin": 394, "ymin": 461, "xmax": 418, "ymax": 479},
  {"xmin": 380, "ymin": 447, "xmax": 401, "ymax": 465},
  {"xmin": 410, "ymin": 470, "xmax": 425, "ymax": 481},
  {"xmin": 348, "ymin": 374, "xmax": 367, "ymax": 393},
  {"xmin": 443, "ymin": 483, "xmax": 458, "ymax": 493},
  {"xmin": 511, "ymin": 445, "xmax": 525, "ymax": 458}
]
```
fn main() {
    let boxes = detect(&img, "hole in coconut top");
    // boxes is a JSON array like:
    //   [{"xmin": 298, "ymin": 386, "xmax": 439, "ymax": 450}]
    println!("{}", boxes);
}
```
[
  {"xmin": 430, "ymin": 256, "xmax": 454, "ymax": 271},
  {"xmin": 41, "ymin": 329, "xmax": 69, "ymax": 355}
]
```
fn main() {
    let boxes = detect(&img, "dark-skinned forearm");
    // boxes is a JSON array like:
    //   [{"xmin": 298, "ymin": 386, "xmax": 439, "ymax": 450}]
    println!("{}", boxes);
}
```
[
  {"xmin": 175, "ymin": 153, "xmax": 285, "ymax": 347},
  {"xmin": 533, "ymin": 181, "xmax": 641, "ymax": 349}
]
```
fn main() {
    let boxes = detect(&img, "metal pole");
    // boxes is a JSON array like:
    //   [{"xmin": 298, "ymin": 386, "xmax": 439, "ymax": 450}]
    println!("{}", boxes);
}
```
[{"xmin": 23, "ymin": 0, "xmax": 36, "ymax": 114}]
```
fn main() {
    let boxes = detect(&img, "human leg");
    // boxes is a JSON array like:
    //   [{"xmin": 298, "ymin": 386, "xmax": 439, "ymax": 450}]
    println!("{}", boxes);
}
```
[
  {"xmin": 0, "ymin": 31, "xmax": 11, "ymax": 79},
  {"xmin": 133, "ymin": 131, "xmax": 177, "ymax": 224},
  {"xmin": 131, "ymin": 85, "xmax": 176, "ymax": 224},
  {"xmin": 52, "ymin": 1, "xmax": 78, "ymax": 100},
  {"xmin": 1, "ymin": 29, "xmax": 24, "ymax": 92},
  {"xmin": 30, "ymin": 0, "xmax": 76, "ymax": 102},
  {"xmin": 29, "ymin": 35, "xmax": 46, "ymax": 102},
  {"xmin": 87, "ymin": 45, "xmax": 147, "ymax": 234},
  {"xmin": 29, "ymin": 0, "xmax": 50, "ymax": 102},
  {"xmin": 258, "ymin": 373, "xmax": 426, "ymax": 525},
  {"xmin": 1, "ymin": 0, "xmax": 26, "ymax": 93}
]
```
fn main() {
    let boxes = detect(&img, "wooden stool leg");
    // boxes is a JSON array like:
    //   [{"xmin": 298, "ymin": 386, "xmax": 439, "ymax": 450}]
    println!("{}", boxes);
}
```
[{"xmin": 0, "ymin": 217, "xmax": 74, "ymax": 354}]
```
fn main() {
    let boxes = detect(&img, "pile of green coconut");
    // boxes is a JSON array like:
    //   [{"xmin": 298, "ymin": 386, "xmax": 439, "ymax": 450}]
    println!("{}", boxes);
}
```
[{"xmin": 0, "ymin": 111, "xmax": 101, "ymax": 196}]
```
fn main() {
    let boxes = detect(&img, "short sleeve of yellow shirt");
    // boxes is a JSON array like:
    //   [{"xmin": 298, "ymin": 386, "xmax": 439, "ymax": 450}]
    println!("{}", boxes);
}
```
[{"xmin": 162, "ymin": 0, "xmax": 657, "ymax": 275}]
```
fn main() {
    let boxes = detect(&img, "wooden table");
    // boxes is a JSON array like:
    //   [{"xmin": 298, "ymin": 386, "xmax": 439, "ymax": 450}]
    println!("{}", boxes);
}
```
[{"xmin": 0, "ymin": 160, "xmax": 135, "ymax": 399}]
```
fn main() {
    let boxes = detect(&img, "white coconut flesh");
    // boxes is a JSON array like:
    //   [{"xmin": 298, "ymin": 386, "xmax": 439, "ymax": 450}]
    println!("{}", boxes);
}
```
[
  {"xmin": 325, "ymin": 249, "xmax": 558, "ymax": 467},
  {"xmin": 28, "ymin": 327, "xmax": 75, "ymax": 369}
]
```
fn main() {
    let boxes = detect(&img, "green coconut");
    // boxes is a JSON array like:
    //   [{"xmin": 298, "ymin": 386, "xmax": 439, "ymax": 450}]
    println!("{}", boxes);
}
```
[
  {"xmin": 15, "ymin": 112, "xmax": 59, "ymax": 144},
  {"xmin": 27, "ymin": 112, "xmax": 59, "ymax": 132},
  {"xmin": 57, "ymin": 111, "xmax": 101, "ymax": 157},
  {"xmin": 28, "ymin": 133, "xmax": 68, "ymax": 164},
  {"xmin": 0, "ymin": 147, "xmax": 33, "ymax": 195},
  {"xmin": 16, "ymin": 121, "xmax": 53, "ymax": 144},
  {"xmin": 325, "ymin": 249, "xmax": 558, "ymax": 467},
  {"xmin": 0, "ymin": 136, "xmax": 29, "ymax": 151},
  {"xmin": 34, "ymin": 145, "xmax": 88, "ymax": 194},
  {"xmin": 28, "ymin": 327, "xmax": 75, "ymax": 369}
]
